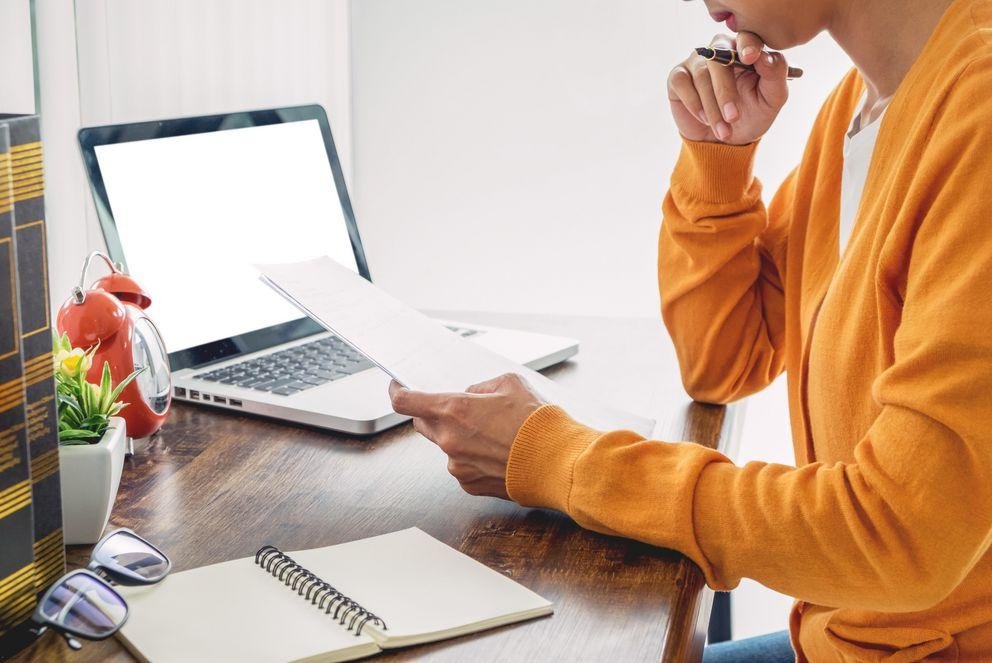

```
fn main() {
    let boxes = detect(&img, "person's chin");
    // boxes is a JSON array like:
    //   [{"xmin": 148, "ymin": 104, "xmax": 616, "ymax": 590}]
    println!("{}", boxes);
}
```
[
  {"xmin": 748, "ymin": 31, "xmax": 789, "ymax": 51},
  {"xmin": 765, "ymin": 26, "xmax": 821, "ymax": 51}
]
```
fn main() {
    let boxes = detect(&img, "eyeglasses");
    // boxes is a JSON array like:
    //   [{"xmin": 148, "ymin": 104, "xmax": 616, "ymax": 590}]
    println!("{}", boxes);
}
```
[{"xmin": 31, "ymin": 528, "xmax": 171, "ymax": 650}]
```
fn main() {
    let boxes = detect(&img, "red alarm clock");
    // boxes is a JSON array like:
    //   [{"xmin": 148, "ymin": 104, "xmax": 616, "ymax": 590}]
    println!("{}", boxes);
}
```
[{"xmin": 56, "ymin": 252, "xmax": 172, "ymax": 438}]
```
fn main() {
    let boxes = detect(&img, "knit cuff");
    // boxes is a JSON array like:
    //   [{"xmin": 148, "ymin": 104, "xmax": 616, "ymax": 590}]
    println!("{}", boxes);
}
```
[
  {"xmin": 505, "ymin": 405, "xmax": 601, "ymax": 513},
  {"xmin": 672, "ymin": 138, "xmax": 759, "ymax": 204}
]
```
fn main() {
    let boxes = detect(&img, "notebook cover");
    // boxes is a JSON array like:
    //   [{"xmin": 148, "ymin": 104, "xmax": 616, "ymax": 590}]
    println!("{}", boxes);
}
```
[
  {"xmin": 0, "ymin": 122, "xmax": 39, "ymax": 655},
  {"xmin": 0, "ymin": 114, "xmax": 64, "ymax": 596}
]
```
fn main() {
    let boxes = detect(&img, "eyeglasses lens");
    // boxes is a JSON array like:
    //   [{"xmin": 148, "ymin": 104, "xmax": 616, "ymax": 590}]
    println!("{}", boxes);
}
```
[
  {"xmin": 98, "ymin": 531, "xmax": 169, "ymax": 581},
  {"xmin": 41, "ymin": 573, "xmax": 127, "ymax": 638}
]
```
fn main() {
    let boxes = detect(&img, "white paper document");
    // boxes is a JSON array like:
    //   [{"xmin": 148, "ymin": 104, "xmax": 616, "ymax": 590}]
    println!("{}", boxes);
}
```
[{"xmin": 256, "ymin": 257, "xmax": 656, "ymax": 436}]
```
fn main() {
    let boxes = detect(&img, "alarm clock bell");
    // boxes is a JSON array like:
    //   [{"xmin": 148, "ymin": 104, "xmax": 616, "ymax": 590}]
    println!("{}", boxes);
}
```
[{"xmin": 56, "ymin": 252, "xmax": 172, "ymax": 439}]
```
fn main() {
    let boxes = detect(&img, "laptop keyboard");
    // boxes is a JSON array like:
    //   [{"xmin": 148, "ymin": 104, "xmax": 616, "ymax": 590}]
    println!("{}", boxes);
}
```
[{"xmin": 193, "ymin": 326, "xmax": 482, "ymax": 397}]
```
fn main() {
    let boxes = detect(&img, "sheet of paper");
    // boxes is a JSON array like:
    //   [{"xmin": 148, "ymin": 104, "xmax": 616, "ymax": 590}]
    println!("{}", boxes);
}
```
[{"xmin": 256, "ymin": 256, "xmax": 655, "ymax": 435}]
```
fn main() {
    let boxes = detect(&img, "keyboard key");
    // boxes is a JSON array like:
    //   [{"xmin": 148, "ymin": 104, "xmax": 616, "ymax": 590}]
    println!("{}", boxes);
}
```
[
  {"xmin": 236, "ymin": 378, "xmax": 268, "ymax": 388},
  {"xmin": 253, "ymin": 378, "xmax": 297, "ymax": 391},
  {"xmin": 272, "ymin": 387, "xmax": 301, "ymax": 396}
]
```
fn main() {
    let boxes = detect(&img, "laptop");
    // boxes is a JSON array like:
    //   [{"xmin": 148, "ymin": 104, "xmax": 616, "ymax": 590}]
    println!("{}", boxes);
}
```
[{"xmin": 77, "ymin": 105, "xmax": 578, "ymax": 435}]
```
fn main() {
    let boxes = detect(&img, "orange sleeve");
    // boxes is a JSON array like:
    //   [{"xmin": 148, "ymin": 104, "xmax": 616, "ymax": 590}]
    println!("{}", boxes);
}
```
[
  {"xmin": 506, "ymin": 57, "xmax": 992, "ymax": 613},
  {"xmin": 659, "ymin": 138, "xmax": 793, "ymax": 404}
]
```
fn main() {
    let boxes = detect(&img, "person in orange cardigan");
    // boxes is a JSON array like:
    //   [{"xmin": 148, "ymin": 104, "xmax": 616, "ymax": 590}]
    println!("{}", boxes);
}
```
[{"xmin": 390, "ymin": 0, "xmax": 992, "ymax": 660}]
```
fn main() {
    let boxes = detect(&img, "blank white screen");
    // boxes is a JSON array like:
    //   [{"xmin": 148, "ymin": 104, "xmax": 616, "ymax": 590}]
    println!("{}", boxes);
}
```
[{"xmin": 95, "ymin": 119, "xmax": 359, "ymax": 353}]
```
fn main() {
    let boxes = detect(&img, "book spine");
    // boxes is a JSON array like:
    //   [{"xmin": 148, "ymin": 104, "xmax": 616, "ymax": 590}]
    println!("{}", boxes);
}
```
[
  {"xmin": 4, "ymin": 116, "xmax": 65, "ymax": 597},
  {"xmin": 0, "ymin": 124, "xmax": 38, "ymax": 650}
]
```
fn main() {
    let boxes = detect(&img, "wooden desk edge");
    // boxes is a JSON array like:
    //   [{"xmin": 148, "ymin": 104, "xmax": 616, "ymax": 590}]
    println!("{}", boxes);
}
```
[{"xmin": 661, "ymin": 401, "xmax": 742, "ymax": 663}]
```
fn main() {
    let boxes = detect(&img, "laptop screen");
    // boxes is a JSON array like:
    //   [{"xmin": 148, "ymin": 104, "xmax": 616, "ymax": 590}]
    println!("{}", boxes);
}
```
[{"xmin": 87, "ymin": 114, "xmax": 363, "ymax": 369}]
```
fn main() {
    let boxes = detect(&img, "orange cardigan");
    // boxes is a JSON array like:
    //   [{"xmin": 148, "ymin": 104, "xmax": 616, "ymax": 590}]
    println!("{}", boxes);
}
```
[{"xmin": 505, "ymin": 1, "xmax": 992, "ymax": 660}]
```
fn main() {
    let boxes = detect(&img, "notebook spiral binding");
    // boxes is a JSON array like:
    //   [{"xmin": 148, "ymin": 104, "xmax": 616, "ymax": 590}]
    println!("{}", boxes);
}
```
[{"xmin": 255, "ymin": 545, "xmax": 388, "ymax": 636}]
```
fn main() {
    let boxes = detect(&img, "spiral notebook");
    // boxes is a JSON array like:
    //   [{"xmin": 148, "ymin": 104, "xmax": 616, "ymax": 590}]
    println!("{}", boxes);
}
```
[{"xmin": 115, "ymin": 528, "xmax": 553, "ymax": 662}]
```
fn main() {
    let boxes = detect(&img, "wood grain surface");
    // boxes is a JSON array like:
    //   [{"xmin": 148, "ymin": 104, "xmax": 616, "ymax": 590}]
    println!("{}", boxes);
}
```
[{"xmin": 11, "ymin": 313, "xmax": 739, "ymax": 663}]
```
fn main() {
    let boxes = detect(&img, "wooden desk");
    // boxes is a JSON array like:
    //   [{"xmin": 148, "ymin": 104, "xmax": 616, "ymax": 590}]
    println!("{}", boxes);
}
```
[{"xmin": 13, "ymin": 313, "xmax": 739, "ymax": 663}]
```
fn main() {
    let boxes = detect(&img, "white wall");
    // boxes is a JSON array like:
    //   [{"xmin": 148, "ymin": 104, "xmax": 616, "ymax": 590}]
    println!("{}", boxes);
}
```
[
  {"xmin": 0, "ymin": 0, "xmax": 35, "ymax": 114},
  {"xmin": 74, "ymin": 0, "xmax": 352, "ymax": 170},
  {"xmin": 349, "ymin": 0, "xmax": 854, "ymax": 640},
  {"xmin": 34, "ymin": 0, "xmax": 351, "ymax": 306},
  {"xmin": 350, "ymin": 0, "xmax": 852, "ymax": 319},
  {"xmin": 34, "ymin": 0, "xmax": 88, "ymax": 311}
]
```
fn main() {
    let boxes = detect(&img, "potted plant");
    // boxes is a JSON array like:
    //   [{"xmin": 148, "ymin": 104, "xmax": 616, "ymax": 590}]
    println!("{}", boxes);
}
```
[{"xmin": 53, "ymin": 332, "xmax": 143, "ymax": 544}]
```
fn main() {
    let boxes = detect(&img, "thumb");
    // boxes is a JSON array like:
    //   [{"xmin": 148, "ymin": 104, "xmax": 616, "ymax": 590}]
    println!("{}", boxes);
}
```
[{"xmin": 752, "ymin": 51, "xmax": 789, "ymax": 108}]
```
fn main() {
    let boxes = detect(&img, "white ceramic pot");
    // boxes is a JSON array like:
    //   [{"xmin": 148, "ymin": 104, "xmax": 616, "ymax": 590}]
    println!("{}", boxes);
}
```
[{"xmin": 58, "ymin": 417, "xmax": 127, "ymax": 545}]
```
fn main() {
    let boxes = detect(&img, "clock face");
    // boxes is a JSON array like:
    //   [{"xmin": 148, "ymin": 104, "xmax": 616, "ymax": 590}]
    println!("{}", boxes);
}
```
[{"xmin": 131, "ymin": 316, "xmax": 172, "ymax": 415}]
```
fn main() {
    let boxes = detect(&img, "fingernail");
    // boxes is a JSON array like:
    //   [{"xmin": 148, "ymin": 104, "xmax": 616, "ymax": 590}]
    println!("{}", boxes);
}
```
[
  {"xmin": 723, "ymin": 102, "xmax": 739, "ymax": 122},
  {"xmin": 741, "ymin": 46, "xmax": 755, "ymax": 61},
  {"xmin": 716, "ymin": 122, "xmax": 731, "ymax": 141},
  {"xmin": 697, "ymin": 110, "xmax": 709, "ymax": 125},
  {"xmin": 765, "ymin": 53, "xmax": 775, "ymax": 66}
]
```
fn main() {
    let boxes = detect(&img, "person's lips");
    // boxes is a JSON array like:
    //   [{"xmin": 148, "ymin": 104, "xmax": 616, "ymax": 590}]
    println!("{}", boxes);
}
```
[{"xmin": 709, "ymin": 11, "xmax": 739, "ymax": 32}]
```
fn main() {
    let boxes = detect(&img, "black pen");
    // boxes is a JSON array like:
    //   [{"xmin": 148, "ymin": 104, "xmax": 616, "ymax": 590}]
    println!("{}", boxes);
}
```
[{"xmin": 695, "ymin": 47, "xmax": 804, "ymax": 80}]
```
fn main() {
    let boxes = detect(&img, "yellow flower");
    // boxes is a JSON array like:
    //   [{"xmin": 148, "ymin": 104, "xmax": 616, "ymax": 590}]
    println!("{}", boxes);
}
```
[{"xmin": 54, "ymin": 347, "xmax": 92, "ymax": 378}]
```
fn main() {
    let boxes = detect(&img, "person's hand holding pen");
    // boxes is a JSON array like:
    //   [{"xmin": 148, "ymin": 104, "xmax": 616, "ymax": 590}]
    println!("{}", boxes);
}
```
[{"xmin": 668, "ymin": 31, "xmax": 792, "ymax": 144}]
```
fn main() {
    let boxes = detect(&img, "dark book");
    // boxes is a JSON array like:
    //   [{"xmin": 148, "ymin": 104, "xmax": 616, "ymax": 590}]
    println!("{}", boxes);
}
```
[
  {"xmin": 0, "ymin": 114, "xmax": 65, "ymax": 599},
  {"xmin": 0, "ymin": 123, "xmax": 38, "ymax": 653}
]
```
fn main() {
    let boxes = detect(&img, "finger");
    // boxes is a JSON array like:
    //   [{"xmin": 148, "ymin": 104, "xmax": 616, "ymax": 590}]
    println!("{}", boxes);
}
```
[
  {"xmin": 447, "ymin": 461, "xmax": 488, "ymax": 489},
  {"xmin": 668, "ymin": 64, "xmax": 707, "ymax": 126},
  {"xmin": 752, "ymin": 51, "xmax": 789, "ymax": 108},
  {"xmin": 501, "ymin": 373, "xmax": 540, "ymax": 399},
  {"xmin": 466, "ymin": 375, "xmax": 507, "ymax": 395},
  {"xmin": 706, "ymin": 35, "xmax": 742, "ymax": 125},
  {"xmin": 734, "ymin": 31, "xmax": 765, "ymax": 65},
  {"xmin": 689, "ymin": 62, "xmax": 731, "ymax": 141},
  {"xmin": 705, "ymin": 58, "xmax": 741, "ymax": 125},
  {"xmin": 389, "ymin": 383, "xmax": 454, "ymax": 418},
  {"xmin": 466, "ymin": 373, "xmax": 524, "ymax": 395},
  {"xmin": 447, "ymin": 458, "xmax": 465, "ymax": 479},
  {"xmin": 411, "ymin": 416, "xmax": 439, "ymax": 442}
]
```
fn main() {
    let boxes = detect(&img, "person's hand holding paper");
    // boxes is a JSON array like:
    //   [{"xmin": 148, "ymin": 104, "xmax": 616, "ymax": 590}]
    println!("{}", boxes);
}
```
[
  {"xmin": 256, "ymin": 256, "xmax": 656, "ymax": 499},
  {"xmin": 387, "ymin": 374, "xmax": 545, "ymax": 499}
]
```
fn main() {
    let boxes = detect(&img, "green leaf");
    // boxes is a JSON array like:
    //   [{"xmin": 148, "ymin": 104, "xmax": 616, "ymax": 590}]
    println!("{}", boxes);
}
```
[
  {"xmin": 81, "ymin": 413, "xmax": 108, "ymax": 428},
  {"xmin": 54, "ymin": 331, "xmax": 70, "ymax": 353},
  {"xmin": 60, "ymin": 438, "xmax": 96, "ymax": 446},
  {"xmin": 58, "ymin": 428, "xmax": 101, "ymax": 441},
  {"xmin": 58, "ymin": 392, "xmax": 83, "ymax": 415},
  {"xmin": 108, "ymin": 367, "xmax": 145, "ymax": 406},
  {"xmin": 99, "ymin": 362, "xmax": 114, "ymax": 412},
  {"xmin": 82, "ymin": 376, "xmax": 95, "ymax": 413},
  {"xmin": 62, "ymin": 410, "xmax": 83, "ymax": 428},
  {"xmin": 79, "ymin": 377, "xmax": 88, "ymax": 412}
]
